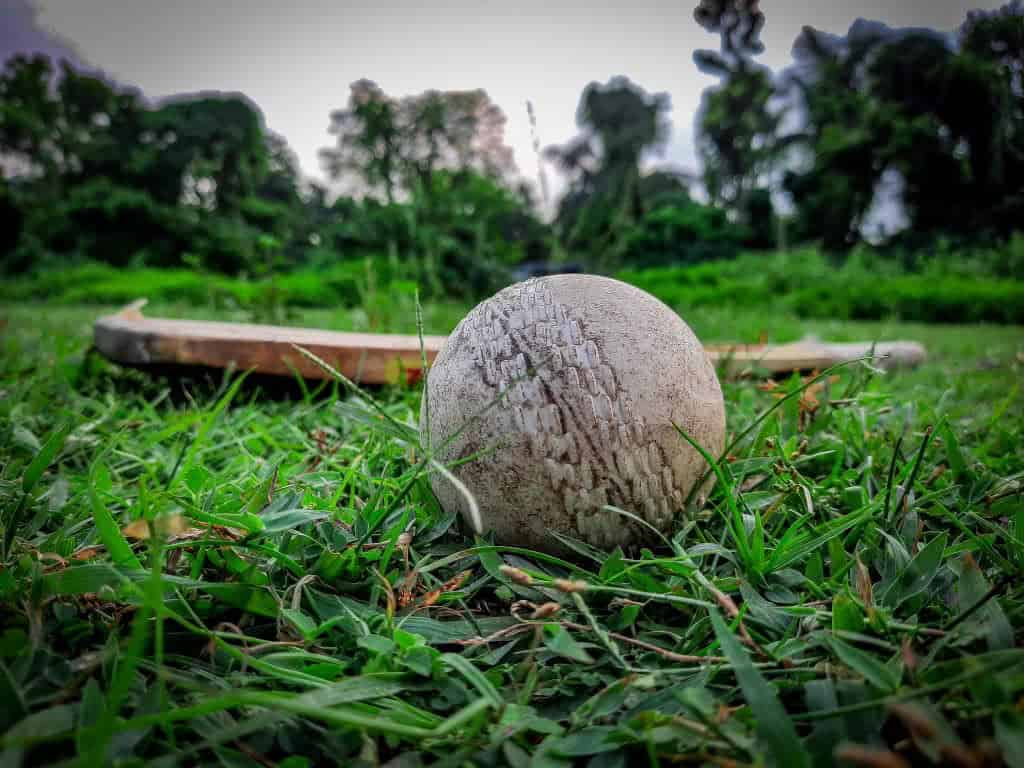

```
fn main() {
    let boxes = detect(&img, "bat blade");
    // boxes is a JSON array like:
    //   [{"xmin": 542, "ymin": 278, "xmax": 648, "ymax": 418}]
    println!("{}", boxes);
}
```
[{"xmin": 94, "ymin": 303, "xmax": 926, "ymax": 384}]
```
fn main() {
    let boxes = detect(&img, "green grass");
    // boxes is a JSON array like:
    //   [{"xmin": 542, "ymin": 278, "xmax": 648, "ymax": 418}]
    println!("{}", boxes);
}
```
[{"xmin": 0, "ymin": 299, "xmax": 1022, "ymax": 767}]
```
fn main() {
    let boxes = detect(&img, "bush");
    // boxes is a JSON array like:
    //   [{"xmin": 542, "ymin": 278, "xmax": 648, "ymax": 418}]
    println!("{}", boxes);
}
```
[
  {"xmin": 0, "ymin": 259, "xmax": 376, "ymax": 311},
  {"xmin": 5, "ymin": 246, "xmax": 1021, "ymax": 326},
  {"xmin": 0, "ymin": 264, "xmax": 256, "ymax": 306},
  {"xmin": 619, "ymin": 248, "xmax": 1024, "ymax": 325},
  {"xmin": 620, "ymin": 199, "xmax": 747, "ymax": 268}
]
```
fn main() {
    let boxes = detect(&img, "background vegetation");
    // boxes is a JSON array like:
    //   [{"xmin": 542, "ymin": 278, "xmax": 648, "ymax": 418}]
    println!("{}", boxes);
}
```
[
  {"xmin": 1, "ymin": 2, "xmax": 1022, "ymax": 314},
  {"xmin": 0, "ymin": 2, "xmax": 1022, "ymax": 766}
]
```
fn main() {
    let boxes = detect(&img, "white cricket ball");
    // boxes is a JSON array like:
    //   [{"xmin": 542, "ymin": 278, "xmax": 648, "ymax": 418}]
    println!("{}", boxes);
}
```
[{"xmin": 420, "ymin": 274, "xmax": 726, "ymax": 553}]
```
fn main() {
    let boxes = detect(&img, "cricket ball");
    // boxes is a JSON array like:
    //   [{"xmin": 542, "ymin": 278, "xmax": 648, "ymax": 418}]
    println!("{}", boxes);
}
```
[{"xmin": 420, "ymin": 274, "xmax": 726, "ymax": 553}]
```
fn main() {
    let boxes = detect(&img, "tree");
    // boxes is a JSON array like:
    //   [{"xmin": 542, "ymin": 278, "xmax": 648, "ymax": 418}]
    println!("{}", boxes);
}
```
[
  {"xmin": 696, "ymin": 66, "xmax": 781, "ymax": 213},
  {"xmin": 257, "ymin": 133, "xmax": 303, "ymax": 206},
  {"xmin": 782, "ymin": 6, "xmax": 1024, "ymax": 248},
  {"xmin": 865, "ymin": 32, "xmax": 976, "ymax": 236},
  {"xmin": 621, "ymin": 195, "xmax": 748, "ymax": 267},
  {"xmin": 400, "ymin": 88, "xmax": 516, "ymax": 193},
  {"xmin": 321, "ymin": 80, "xmax": 402, "ymax": 202},
  {"xmin": 54, "ymin": 64, "xmax": 147, "ymax": 187},
  {"xmin": 956, "ymin": 2, "xmax": 1024, "ymax": 237},
  {"xmin": 693, "ymin": 0, "xmax": 782, "ymax": 230},
  {"xmin": 0, "ymin": 54, "xmax": 61, "ymax": 181},
  {"xmin": 545, "ymin": 76, "xmax": 671, "ymax": 268},
  {"xmin": 316, "ymin": 167, "xmax": 545, "ymax": 299},
  {"xmin": 693, "ymin": 0, "xmax": 766, "ymax": 69},
  {"xmin": 0, "ymin": 53, "xmax": 304, "ymax": 273},
  {"xmin": 320, "ymin": 81, "xmax": 518, "ymax": 204},
  {"xmin": 146, "ymin": 94, "xmax": 269, "ymax": 213},
  {"xmin": 0, "ymin": 55, "xmax": 188, "ymax": 268},
  {"xmin": 635, "ymin": 169, "xmax": 694, "ymax": 209},
  {"xmin": 0, "ymin": 179, "xmax": 25, "ymax": 264},
  {"xmin": 780, "ymin": 22, "xmax": 893, "ymax": 249},
  {"xmin": 0, "ymin": 55, "xmax": 151, "ymax": 191}
]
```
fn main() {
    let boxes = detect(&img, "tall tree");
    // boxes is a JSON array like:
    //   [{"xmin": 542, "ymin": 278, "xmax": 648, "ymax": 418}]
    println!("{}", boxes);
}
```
[
  {"xmin": 0, "ymin": 55, "xmax": 148, "ymax": 190},
  {"xmin": 781, "ymin": 21, "xmax": 892, "ymax": 248},
  {"xmin": 694, "ymin": 0, "xmax": 782, "ymax": 228},
  {"xmin": 147, "ymin": 94, "xmax": 269, "ymax": 213},
  {"xmin": 401, "ymin": 88, "xmax": 515, "ymax": 192},
  {"xmin": 0, "ymin": 54, "xmax": 61, "ymax": 181},
  {"xmin": 957, "ymin": 2, "xmax": 1024, "ymax": 237},
  {"xmin": 0, "ymin": 54, "xmax": 298, "ymax": 272},
  {"xmin": 693, "ymin": 0, "xmax": 766, "ymax": 68},
  {"xmin": 545, "ymin": 76, "xmax": 670, "ymax": 267},
  {"xmin": 783, "ymin": 6, "xmax": 1024, "ymax": 248},
  {"xmin": 696, "ymin": 66, "xmax": 780, "ymax": 213},
  {"xmin": 320, "ymin": 81, "xmax": 518, "ymax": 203},
  {"xmin": 321, "ymin": 80, "xmax": 402, "ymax": 203}
]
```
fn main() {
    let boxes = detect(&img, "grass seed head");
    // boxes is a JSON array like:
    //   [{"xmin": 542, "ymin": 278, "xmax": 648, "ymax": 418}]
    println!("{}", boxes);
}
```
[
  {"xmin": 553, "ymin": 578, "xmax": 589, "ymax": 593},
  {"xmin": 500, "ymin": 565, "xmax": 533, "ymax": 585}
]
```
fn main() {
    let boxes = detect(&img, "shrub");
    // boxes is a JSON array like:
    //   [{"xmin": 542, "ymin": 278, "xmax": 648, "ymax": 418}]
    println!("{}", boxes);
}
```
[
  {"xmin": 0, "ymin": 259, "xmax": 375, "ymax": 311},
  {"xmin": 620, "ymin": 199, "xmax": 747, "ymax": 268},
  {"xmin": 618, "ymin": 248, "xmax": 1024, "ymax": 325},
  {"xmin": 4, "ymin": 246, "xmax": 1021, "ymax": 326}
]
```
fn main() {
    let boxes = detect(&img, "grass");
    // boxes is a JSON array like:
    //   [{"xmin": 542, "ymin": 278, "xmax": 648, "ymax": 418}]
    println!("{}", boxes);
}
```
[{"xmin": 0, "ymin": 297, "xmax": 1022, "ymax": 767}]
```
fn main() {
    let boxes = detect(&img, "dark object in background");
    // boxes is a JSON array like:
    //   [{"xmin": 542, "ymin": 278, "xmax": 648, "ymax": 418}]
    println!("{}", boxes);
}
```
[
  {"xmin": 0, "ymin": 183, "xmax": 23, "ymax": 265},
  {"xmin": 511, "ymin": 261, "xmax": 585, "ymax": 282}
]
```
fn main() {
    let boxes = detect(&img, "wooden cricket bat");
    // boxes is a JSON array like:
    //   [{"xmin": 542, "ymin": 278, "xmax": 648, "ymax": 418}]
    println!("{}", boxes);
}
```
[{"xmin": 93, "ymin": 301, "xmax": 927, "ymax": 385}]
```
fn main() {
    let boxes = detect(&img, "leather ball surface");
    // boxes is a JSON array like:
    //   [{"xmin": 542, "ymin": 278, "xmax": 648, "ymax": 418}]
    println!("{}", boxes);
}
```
[{"xmin": 420, "ymin": 274, "xmax": 726, "ymax": 553}]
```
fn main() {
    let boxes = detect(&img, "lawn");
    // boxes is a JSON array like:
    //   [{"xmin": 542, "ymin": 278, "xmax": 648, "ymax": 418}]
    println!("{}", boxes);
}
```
[{"xmin": 1, "ymin": 299, "xmax": 1022, "ymax": 767}]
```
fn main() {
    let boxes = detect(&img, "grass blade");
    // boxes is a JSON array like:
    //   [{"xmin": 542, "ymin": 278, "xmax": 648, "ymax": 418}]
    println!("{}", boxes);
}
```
[
  {"xmin": 4, "ymin": 421, "xmax": 73, "ymax": 556},
  {"xmin": 824, "ymin": 635, "xmax": 901, "ymax": 693},
  {"xmin": 441, "ymin": 653, "xmax": 503, "ymax": 707},
  {"xmin": 21, "ymin": 421, "xmax": 72, "ymax": 495},
  {"xmin": 710, "ymin": 608, "xmax": 809, "ymax": 768},
  {"xmin": 89, "ymin": 469, "xmax": 143, "ymax": 571}
]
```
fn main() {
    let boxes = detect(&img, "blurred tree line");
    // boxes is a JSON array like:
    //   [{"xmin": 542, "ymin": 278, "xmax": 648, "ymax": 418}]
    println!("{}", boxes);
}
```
[
  {"xmin": 0, "ymin": 1, "xmax": 1021, "ymax": 296},
  {"xmin": 695, "ymin": 0, "xmax": 1024, "ymax": 254},
  {"xmin": 0, "ymin": 56, "xmax": 549, "ymax": 297}
]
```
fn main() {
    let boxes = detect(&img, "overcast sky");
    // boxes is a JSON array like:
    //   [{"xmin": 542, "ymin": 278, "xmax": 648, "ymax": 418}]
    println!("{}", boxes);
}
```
[{"xmin": 2, "ymin": 0, "xmax": 1009, "ymax": 208}]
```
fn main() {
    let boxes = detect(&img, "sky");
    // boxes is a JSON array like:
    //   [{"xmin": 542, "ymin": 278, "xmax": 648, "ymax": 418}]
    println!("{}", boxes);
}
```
[{"xmin": 1, "ymin": 0, "xmax": 1010, "ymax": 215}]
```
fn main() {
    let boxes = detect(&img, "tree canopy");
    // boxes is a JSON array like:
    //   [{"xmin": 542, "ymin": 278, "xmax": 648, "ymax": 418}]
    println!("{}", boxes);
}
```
[
  {"xmin": 320, "ymin": 81, "xmax": 518, "ymax": 203},
  {"xmin": 2, "ymin": 2, "xmax": 1023, "ymax": 283},
  {"xmin": 545, "ymin": 76, "xmax": 673, "ymax": 269},
  {"xmin": 786, "ymin": 6, "xmax": 1021, "ymax": 248},
  {"xmin": 693, "ymin": 0, "xmax": 781, "ymax": 239}
]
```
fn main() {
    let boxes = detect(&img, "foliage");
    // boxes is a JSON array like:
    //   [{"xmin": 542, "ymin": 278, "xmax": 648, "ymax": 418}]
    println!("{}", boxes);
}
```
[
  {"xmin": 320, "ymin": 80, "xmax": 518, "ymax": 203},
  {"xmin": 0, "ymin": 301, "xmax": 1020, "ymax": 766},
  {"xmin": 696, "ymin": 67, "xmax": 782, "ymax": 218},
  {"xmin": 620, "ymin": 194, "xmax": 748, "ymax": 267},
  {"xmin": 781, "ymin": 4, "xmax": 1024, "ymax": 249},
  {"xmin": 691, "ymin": 2, "xmax": 1024, "ymax": 252},
  {"xmin": 320, "ymin": 79, "xmax": 403, "ymax": 203},
  {"xmin": 693, "ymin": 0, "xmax": 766, "ymax": 62},
  {"xmin": 0, "ymin": 54, "xmax": 310, "ymax": 274},
  {"xmin": 694, "ymin": 0, "xmax": 782, "ymax": 232},
  {"xmin": 0, "ymin": 58, "xmax": 541, "ymax": 289},
  {"xmin": 0, "ymin": 260, "xmax": 391, "ymax": 317},
  {"xmin": 3, "ymin": 6, "xmax": 1024, "ymax": 294},
  {"xmin": 545, "ymin": 77, "xmax": 672, "ymax": 270},
  {"xmin": 318, "ymin": 169, "xmax": 549, "ymax": 299},
  {"xmin": 7, "ymin": 244, "xmax": 1023, "ymax": 327},
  {"xmin": 620, "ymin": 248, "xmax": 1024, "ymax": 325}
]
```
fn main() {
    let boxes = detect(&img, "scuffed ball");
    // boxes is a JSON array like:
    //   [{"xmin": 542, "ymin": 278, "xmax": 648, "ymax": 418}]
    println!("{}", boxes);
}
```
[{"xmin": 420, "ymin": 274, "xmax": 726, "ymax": 553}]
